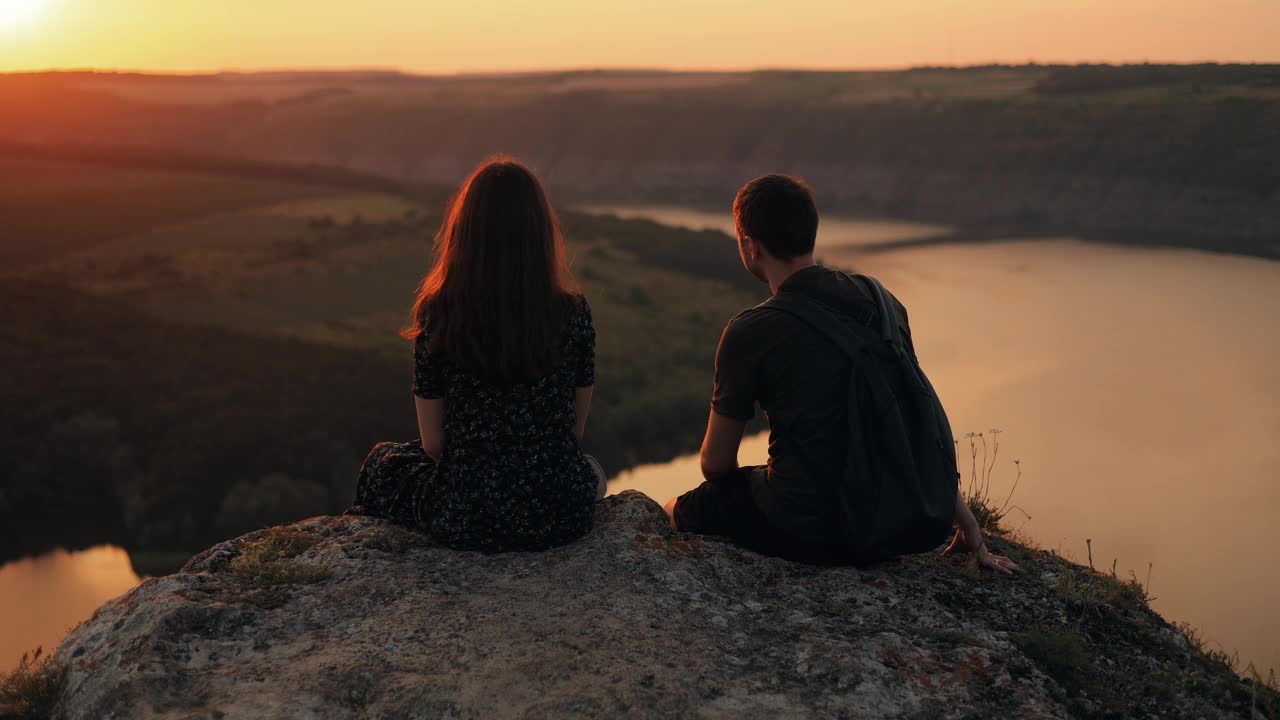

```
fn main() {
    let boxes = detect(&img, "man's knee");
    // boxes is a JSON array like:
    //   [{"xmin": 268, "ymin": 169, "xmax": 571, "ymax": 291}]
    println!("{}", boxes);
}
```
[{"xmin": 662, "ymin": 496, "xmax": 679, "ymax": 531}]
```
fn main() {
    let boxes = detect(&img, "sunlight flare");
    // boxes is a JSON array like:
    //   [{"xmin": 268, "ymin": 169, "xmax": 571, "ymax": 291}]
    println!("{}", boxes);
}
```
[{"xmin": 0, "ymin": 0, "xmax": 48, "ymax": 31}]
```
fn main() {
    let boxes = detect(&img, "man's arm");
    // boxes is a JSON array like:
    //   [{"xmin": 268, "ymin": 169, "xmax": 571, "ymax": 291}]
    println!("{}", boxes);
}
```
[
  {"xmin": 664, "ymin": 313, "xmax": 755, "ymax": 529},
  {"xmin": 944, "ymin": 488, "xmax": 1022, "ymax": 575},
  {"xmin": 703, "ymin": 314, "xmax": 756, "ymax": 482},
  {"xmin": 699, "ymin": 410, "xmax": 748, "ymax": 482},
  {"xmin": 664, "ymin": 409, "xmax": 748, "ymax": 530}
]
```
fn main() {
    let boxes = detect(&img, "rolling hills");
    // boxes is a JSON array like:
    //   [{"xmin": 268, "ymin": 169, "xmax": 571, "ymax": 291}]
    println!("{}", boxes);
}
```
[{"xmin": 2, "ymin": 65, "xmax": 1278, "ymax": 257}]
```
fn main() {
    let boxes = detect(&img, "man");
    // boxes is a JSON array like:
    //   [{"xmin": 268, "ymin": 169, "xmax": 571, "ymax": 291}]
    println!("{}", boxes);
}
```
[{"xmin": 663, "ymin": 174, "xmax": 1019, "ymax": 573}]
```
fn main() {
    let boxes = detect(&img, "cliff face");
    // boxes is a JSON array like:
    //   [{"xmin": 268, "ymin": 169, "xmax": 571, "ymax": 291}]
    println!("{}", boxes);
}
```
[{"xmin": 51, "ymin": 492, "xmax": 1270, "ymax": 719}]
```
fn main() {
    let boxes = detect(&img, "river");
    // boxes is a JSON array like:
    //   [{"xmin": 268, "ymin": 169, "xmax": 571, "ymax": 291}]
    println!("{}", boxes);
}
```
[
  {"xmin": 3, "ymin": 207, "xmax": 1277, "ymax": 675},
  {"xmin": 0, "ymin": 546, "xmax": 141, "ymax": 671}
]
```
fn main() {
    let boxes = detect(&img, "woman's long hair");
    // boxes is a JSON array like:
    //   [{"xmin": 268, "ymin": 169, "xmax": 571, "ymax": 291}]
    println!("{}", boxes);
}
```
[{"xmin": 402, "ymin": 156, "xmax": 578, "ymax": 384}]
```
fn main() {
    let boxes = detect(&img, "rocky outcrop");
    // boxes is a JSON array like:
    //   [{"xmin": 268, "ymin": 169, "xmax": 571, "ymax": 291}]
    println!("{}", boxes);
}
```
[{"xmin": 51, "ymin": 492, "xmax": 1271, "ymax": 719}]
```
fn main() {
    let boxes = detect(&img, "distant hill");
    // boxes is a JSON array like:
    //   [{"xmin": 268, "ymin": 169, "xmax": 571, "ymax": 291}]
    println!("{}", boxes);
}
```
[
  {"xmin": 2, "ymin": 65, "xmax": 1278, "ymax": 257},
  {"xmin": 0, "ymin": 143, "xmax": 437, "ymax": 267}
]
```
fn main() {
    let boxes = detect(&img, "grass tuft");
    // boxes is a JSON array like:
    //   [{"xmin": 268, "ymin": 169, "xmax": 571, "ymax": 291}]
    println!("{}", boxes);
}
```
[
  {"xmin": 1054, "ymin": 566, "xmax": 1151, "ymax": 614},
  {"xmin": 1246, "ymin": 665, "xmax": 1280, "ymax": 718},
  {"xmin": 361, "ymin": 525, "xmax": 428, "ymax": 554},
  {"xmin": 229, "ymin": 526, "xmax": 331, "ymax": 589},
  {"xmin": 1150, "ymin": 635, "xmax": 1280, "ymax": 719},
  {"xmin": 1174, "ymin": 621, "xmax": 1239, "ymax": 673},
  {"xmin": 1016, "ymin": 624, "xmax": 1092, "ymax": 695},
  {"xmin": 0, "ymin": 647, "xmax": 66, "ymax": 720}
]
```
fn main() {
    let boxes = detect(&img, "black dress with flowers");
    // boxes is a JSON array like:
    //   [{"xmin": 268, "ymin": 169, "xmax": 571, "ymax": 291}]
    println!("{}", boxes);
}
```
[{"xmin": 350, "ymin": 295, "xmax": 599, "ymax": 552}]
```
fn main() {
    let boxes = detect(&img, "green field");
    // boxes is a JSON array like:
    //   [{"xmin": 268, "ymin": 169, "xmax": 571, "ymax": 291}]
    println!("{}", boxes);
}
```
[
  {"xmin": 0, "ymin": 149, "xmax": 762, "ymax": 563},
  {"xmin": 0, "ymin": 158, "xmax": 345, "ymax": 267}
]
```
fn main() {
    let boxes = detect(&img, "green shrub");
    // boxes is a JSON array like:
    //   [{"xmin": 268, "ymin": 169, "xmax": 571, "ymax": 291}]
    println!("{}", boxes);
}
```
[{"xmin": 1016, "ymin": 624, "xmax": 1091, "ymax": 695}]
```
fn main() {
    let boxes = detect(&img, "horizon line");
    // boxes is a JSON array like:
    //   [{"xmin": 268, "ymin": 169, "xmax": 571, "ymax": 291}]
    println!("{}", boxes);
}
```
[{"xmin": 5, "ymin": 59, "xmax": 1280, "ymax": 78}]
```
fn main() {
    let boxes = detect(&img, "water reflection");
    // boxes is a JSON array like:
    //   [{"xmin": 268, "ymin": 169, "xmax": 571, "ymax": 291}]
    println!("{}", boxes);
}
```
[{"xmin": 0, "ymin": 546, "xmax": 141, "ymax": 672}]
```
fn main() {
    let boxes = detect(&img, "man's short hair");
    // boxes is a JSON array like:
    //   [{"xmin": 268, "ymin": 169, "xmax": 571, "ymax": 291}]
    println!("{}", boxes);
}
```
[{"xmin": 733, "ymin": 174, "xmax": 819, "ymax": 259}]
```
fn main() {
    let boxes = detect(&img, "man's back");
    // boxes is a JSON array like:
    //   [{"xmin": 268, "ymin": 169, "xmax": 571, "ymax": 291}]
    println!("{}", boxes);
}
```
[
  {"xmin": 668, "ymin": 172, "xmax": 1016, "ymax": 573},
  {"xmin": 711, "ymin": 265, "xmax": 912, "ymax": 544}
]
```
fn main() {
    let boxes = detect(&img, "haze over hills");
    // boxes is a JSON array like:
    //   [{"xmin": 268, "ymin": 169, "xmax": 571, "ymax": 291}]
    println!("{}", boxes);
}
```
[{"xmin": 3, "ymin": 64, "xmax": 1278, "ymax": 257}]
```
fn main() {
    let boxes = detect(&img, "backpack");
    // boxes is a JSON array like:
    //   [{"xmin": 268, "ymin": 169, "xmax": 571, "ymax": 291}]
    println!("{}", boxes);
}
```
[{"xmin": 761, "ymin": 274, "xmax": 957, "ymax": 562}]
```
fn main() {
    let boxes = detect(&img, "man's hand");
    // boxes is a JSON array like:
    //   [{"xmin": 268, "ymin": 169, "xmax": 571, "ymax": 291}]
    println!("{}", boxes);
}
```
[{"xmin": 943, "ymin": 526, "xmax": 1022, "ymax": 576}]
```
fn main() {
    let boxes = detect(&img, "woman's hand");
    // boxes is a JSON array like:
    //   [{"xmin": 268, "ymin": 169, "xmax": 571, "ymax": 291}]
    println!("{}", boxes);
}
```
[{"xmin": 943, "ymin": 525, "xmax": 1022, "ymax": 576}]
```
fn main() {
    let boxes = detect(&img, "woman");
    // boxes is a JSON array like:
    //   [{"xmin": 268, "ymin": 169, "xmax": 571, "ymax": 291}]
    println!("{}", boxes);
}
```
[{"xmin": 350, "ymin": 157, "xmax": 604, "ymax": 552}]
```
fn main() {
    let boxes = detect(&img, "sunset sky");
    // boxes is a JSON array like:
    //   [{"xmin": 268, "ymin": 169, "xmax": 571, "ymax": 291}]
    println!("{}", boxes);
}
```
[{"xmin": 1, "ymin": 0, "xmax": 1277, "ymax": 73}]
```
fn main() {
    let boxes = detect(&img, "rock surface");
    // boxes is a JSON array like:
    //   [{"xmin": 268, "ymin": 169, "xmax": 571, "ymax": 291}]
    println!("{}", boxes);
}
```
[{"xmin": 52, "ymin": 492, "xmax": 1271, "ymax": 719}]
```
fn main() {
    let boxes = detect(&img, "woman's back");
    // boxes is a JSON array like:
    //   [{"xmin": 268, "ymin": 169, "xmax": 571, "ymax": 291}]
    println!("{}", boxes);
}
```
[
  {"xmin": 350, "ymin": 157, "xmax": 602, "ymax": 552},
  {"xmin": 412, "ymin": 294, "xmax": 597, "ymax": 551}
]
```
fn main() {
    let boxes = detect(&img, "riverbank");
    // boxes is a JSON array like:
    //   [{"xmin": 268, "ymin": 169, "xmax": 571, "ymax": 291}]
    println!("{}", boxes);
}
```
[
  {"xmin": 581, "ymin": 201, "xmax": 1280, "ymax": 262},
  {"xmin": 852, "ymin": 222, "xmax": 1280, "ymax": 261}
]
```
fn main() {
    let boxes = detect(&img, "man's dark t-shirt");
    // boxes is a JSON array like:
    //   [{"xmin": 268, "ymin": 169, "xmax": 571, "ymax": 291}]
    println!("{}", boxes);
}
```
[{"xmin": 712, "ymin": 265, "xmax": 913, "ymax": 544}]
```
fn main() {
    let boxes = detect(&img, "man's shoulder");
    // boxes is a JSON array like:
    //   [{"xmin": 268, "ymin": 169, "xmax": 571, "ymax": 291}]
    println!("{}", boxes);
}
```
[
  {"xmin": 721, "ymin": 269, "xmax": 912, "ymax": 340},
  {"xmin": 797, "ymin": 268, "xmax": 911, "ymax": 330},
  {"xmin": 722, "ymin": 302, "xmax": 797, "ymax": 340}
]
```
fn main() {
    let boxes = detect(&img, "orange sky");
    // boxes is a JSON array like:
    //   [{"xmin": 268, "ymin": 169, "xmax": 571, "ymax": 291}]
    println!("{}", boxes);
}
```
[{"xmin": 1, "ymin": 0, "xmax": 1277, "ymax": 73}]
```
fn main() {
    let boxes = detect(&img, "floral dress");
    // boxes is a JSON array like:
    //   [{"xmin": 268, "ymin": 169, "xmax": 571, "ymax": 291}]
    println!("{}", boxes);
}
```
[{"xmin": 350, "ymin": 295, "xmax": 600, "ymax": 552}]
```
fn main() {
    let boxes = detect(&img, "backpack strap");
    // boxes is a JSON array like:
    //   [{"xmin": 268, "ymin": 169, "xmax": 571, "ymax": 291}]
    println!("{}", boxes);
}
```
[
  {"xmin": 854, "ymin": 274, "xmax": 902, "ymax": 348},
  {"xmin": 759, "ymin": 292, "xmax": 879, "ymax": 361},
  {"xmin": 764, "ymin": 275, "xmax": 931, "ymax": 399},
  {"xmin": 857, "ymin": 277, "xmax": 949, "ymax": 445},
  {"xmin": 858, "ymin": 273, "xmax": 936, "ymax": 385},
  {"xmin": 759, "ymin": 272, "xmax": 903, "ymax": 359}
]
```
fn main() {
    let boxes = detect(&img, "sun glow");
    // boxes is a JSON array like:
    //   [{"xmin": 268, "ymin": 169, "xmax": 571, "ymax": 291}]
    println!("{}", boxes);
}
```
[{"xmin": 0, "ymin": 0, "xmax": 48, "ymax": 31}]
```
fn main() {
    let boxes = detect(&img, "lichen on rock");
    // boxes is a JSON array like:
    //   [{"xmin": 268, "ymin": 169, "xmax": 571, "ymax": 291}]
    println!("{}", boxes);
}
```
[{"xmin": 47, "ymin": 491, "xmax": 1274, "ymax": 719}]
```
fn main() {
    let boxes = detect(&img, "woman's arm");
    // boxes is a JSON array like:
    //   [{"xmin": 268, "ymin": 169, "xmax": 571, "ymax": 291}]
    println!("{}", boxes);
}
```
[
  {"xmin": 415, "ymin": 396, "xmax": 446, "ymax": 462},
  {"xmin": 573, "ymin": 386, "xmax": 593, "ymax": 443},
  {"xmin": 944, "ymin": 488, "xmax": 1022, "ymax": 575}
]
